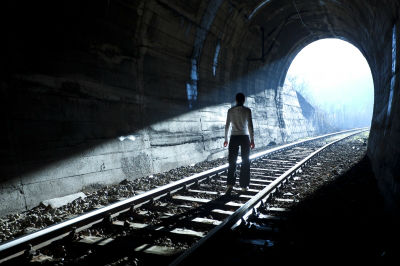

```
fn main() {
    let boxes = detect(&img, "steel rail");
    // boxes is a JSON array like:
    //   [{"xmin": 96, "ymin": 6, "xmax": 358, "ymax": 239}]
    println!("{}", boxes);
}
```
[
  {"xmin": 170, "ymin": 128, "xmax": 368, "ymax": 265},
  {"xmin": 0, "ymin": 128, "xmax": 367, "ymax": 262}
]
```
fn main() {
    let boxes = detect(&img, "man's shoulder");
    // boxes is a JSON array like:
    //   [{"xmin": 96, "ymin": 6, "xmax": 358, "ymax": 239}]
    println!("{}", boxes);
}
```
[
  {"xmin": 229, "ymin": 105, "xmax": 251, "ymax": 111},
  {"xmin": 242, "ymin": 106, "xmax": 252, "ymax": 112},
  {"xmin": 228, "ymin": 106, "xmax": 239, "ymax": 111},
  {"xmin": 228, "ymin": 105, "xmax": 251, "ymax": 113}
]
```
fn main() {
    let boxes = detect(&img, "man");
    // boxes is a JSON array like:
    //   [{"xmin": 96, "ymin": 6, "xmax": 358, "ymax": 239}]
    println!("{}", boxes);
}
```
[{"xmin": 224, "ymin": 92, "xmax": 255, "ymax": 195}]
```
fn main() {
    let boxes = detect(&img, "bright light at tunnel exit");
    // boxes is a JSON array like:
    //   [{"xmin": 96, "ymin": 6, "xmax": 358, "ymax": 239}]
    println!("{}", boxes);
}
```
[{"xmin": 284, "ymin": 38, "xmax": 374, "ymax": 129}]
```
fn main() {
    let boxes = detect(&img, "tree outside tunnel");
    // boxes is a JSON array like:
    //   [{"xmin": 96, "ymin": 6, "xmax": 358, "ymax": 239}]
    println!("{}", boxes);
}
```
[{"xmin": 283, "ymin": 39, "xmax": 374, "ymax": 130}]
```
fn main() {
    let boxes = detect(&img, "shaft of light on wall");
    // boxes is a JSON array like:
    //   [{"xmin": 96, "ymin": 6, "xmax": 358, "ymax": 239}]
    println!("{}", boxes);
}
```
[{"xmin": 118, "ymin": 135, "xmax": 136, "ymax": 142}]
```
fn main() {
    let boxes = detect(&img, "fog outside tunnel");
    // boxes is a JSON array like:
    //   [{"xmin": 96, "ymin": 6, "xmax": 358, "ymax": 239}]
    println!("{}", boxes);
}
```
[{"xmin": 284, "ymin": 39, "xmax": 374, "ymax": 130}]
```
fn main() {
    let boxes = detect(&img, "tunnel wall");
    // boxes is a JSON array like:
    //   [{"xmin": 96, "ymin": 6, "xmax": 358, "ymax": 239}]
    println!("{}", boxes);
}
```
[
  {"xmin": 368, "ymin": 19, "xmax": 400, "ymax": 215},
  {"xmin": 0, "ymin": 0, "xmax": 318, "ymax": 215},
  {"xmin": 3, "ymin": 0, "xmax": 400, "ymax": 218}
]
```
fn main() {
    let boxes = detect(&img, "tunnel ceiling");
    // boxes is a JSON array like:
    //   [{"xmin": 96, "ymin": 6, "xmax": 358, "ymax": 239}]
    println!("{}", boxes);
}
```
[{"xmin": 224, "ymin": 0, "xmax": 398, "ymax": 88}]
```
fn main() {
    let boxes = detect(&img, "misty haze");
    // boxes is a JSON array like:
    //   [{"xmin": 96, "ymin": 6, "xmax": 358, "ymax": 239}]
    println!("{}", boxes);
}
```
[{"xmin": 284, "ymin": 38, "xmax": 374, "ymax": 130}]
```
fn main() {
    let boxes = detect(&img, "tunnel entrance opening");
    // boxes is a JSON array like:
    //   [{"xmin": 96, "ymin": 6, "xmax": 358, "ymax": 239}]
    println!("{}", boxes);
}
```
[{"xmin": 283, "ymin": 38, "xmax": 374, "ymax": 132}]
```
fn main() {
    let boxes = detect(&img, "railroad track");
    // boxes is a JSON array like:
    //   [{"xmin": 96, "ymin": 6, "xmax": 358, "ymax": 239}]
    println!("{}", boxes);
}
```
[{"xmin": 0, "ymin": 128, "xmax": 368, "ymax": 265}]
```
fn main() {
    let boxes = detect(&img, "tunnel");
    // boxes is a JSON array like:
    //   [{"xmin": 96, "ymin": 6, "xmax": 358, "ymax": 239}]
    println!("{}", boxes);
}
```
[{"xmin": 1, "ymin": 0, "xmax": 399, "ymax": 224}]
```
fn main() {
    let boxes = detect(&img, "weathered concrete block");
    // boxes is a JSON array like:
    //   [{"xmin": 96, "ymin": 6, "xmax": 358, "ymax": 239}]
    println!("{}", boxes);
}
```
[
  {"xmin": 41, "ymin": 192, "xmax": 86, "ymax": 209},
  {"xmin": 0, "ymin": 187, "xmax": 26, "ymax": 216}
]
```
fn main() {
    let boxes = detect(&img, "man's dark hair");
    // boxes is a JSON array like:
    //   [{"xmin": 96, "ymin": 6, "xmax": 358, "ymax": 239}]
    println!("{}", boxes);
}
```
[{"xmin": 236, "ymin": 92, "xmax": 245, "ymax": 105}]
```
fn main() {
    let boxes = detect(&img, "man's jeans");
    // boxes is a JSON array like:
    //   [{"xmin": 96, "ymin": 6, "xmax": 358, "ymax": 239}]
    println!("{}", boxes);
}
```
[{"xmin": 227, "ymin": 135, "xmax": 250, "ymax": 188}]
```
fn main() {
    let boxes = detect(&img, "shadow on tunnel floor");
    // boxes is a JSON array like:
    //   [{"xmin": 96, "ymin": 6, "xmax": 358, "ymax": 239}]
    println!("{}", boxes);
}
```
[
  {"xmin": 188, "ymin": 156, "xmax": 400, "ymax": 266},
  {"xmin": 272, "ymin": 156, "xmax": 400, "ymax": 265}
]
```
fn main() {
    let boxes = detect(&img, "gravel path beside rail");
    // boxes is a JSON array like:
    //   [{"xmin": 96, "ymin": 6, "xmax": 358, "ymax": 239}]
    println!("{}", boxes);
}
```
[
  {"xmin": 0, "ymin": 141, "xmax": 280, "ymax": 243},
  {"xmin": 192, "ymin": 131, "xmax": 400, "ymax": 265},
  {"xmin": 0, "ymin": 133, "xmax": 366, "ymax": 245}
]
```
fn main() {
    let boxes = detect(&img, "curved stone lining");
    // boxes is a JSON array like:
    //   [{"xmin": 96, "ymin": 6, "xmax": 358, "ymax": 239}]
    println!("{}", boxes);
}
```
[{"xmin": 0, "ymin": 0, "xmax": 399, "ymax": 216}]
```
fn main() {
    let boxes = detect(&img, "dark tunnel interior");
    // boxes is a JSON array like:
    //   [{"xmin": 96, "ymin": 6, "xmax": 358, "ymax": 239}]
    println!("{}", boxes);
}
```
[{"xmin": 1, "ymin": 0, "xmax": 399, "ymax": 226}]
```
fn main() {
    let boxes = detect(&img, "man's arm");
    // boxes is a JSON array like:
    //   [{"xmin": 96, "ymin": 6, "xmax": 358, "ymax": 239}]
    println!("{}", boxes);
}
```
[
  {"xmin": 224, "ymin": 110, "xmax": 231, "ymax": 146},
  {"xmin": 248, "ymin": 109, "xmax": 255, "ymax": 149}
]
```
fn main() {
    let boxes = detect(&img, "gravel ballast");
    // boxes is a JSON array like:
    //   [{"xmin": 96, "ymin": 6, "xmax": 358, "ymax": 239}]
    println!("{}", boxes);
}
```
[
  {"xmin": 195, "ymin": 131, "xmax": 400, "ymax": 265},
  {"xmin": 0, "ymin": 132, "xmax": 368, "ymax": 245}
]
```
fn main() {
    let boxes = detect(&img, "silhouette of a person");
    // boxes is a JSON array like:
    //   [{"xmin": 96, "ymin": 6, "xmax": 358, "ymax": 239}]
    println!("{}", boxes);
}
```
[{"xmin": 224, "ymin": 93, "xmax": 255, "ymax": 194}]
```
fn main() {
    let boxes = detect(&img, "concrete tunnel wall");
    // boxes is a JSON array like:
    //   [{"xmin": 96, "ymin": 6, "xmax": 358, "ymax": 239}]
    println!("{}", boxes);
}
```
[{"xmin": 0, "ymin": 0, "xmax": 399, "ymax": 216}]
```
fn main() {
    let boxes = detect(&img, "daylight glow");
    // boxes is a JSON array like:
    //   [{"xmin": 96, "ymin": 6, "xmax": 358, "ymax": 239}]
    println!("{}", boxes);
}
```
[{"xmin": 285, "ymin": 38, "xmax": 374, "ymax": 129}]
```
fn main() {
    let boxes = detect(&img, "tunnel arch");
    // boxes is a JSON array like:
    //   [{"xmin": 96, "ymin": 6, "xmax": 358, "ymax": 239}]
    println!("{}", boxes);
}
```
[
  {"xmin": 207, "ymin": 0, "xmax": 396, "ymax": 131},
  {"xmin": 282, "ymin": 38, "xmax": 375, "ymax": 129},
  {"xmin": 277, "ymin": 35, "xmax": 376, "ymax": 89},
  {"xmin": 192, "ymin": 0, "xmax": 396, "ymax": 136},
  {"xmin": 198, "ymin": 0, "xmax": 399, "ymax": 212},
  {"xmin": 226, "ymin": 1, "xmax": 383, "ymax": 91}
]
